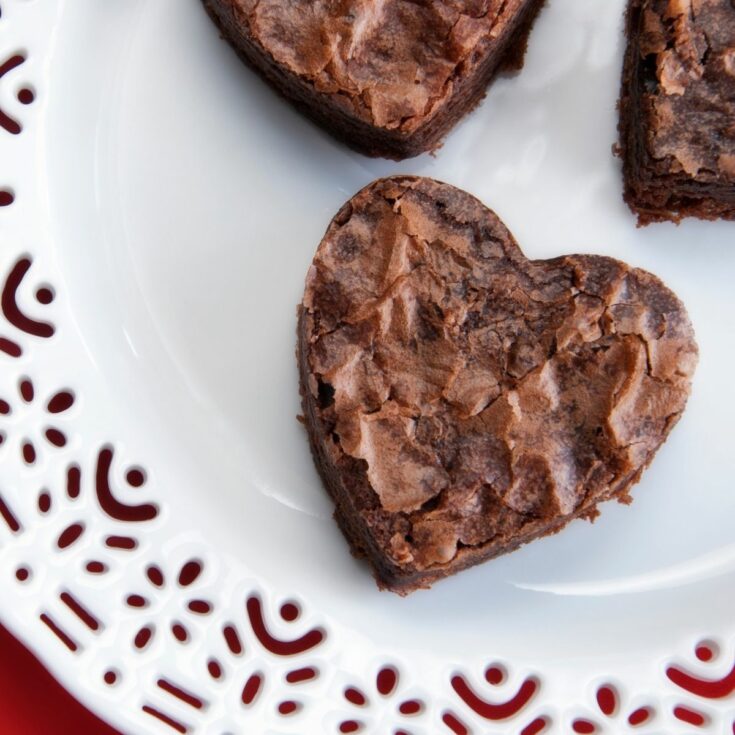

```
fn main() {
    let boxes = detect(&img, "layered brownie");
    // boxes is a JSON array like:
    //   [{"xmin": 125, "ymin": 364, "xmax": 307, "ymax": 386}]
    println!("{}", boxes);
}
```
[
  {"xmin": 298, "ymin": 176, "xmax": 698, "ymax": 594},
  {"xmin": 202, "ymin": 0, "xmax": 545, "ymax": 159},
  {"xmin": 619, "ymin": 0, "xmax": 735, "ymax": 224}
]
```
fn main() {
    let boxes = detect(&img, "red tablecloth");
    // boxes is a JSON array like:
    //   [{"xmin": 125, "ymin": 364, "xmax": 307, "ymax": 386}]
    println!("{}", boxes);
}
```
[{"xmin": 0, "ymin": 624, "xmax": 120, "ymax": 734}]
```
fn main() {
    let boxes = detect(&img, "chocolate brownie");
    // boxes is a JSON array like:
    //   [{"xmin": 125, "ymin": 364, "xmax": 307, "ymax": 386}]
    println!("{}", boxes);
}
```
[
  {"xmin": 298, "ymin": 176, "xmax": 698, "ymax": 594},
  {"xmin": 202, "ymin": 0, "xmax": 545, "ymax": 160},
  {"xmin": 618, "ymin": 0, "xmax": 735, "ymax": 224}
]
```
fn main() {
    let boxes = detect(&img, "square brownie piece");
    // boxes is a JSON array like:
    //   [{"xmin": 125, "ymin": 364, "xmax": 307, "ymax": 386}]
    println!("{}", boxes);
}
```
[{"xmin": 618, "ymin": 0, "xmax": 735, "ymax": 224}]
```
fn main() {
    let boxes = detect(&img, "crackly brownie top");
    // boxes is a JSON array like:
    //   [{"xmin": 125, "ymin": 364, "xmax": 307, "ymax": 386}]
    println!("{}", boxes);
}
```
[
  {"xmin": 635, "ymin": 0, "xmax": 735, "ymax": 181},
  {"xmin": 302, "ymin": 177, "xmax": 697, "ymax": 572},
  {"xmin": 227, "ymin": 0, "xmax": 526, "ymax": 132}
]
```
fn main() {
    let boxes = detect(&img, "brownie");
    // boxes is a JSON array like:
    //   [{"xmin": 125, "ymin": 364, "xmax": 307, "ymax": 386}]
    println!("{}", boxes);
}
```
[
  {"xmin": 618, "ymin": 0, "xmax": 735, "ymax": 224},
  {"xmin": 298, "ymin": 176, "xmax": 698, "ymax": 594},
  {"xmin": 201, "ymin": 0, "xmax": 545, "ymax": 160}
]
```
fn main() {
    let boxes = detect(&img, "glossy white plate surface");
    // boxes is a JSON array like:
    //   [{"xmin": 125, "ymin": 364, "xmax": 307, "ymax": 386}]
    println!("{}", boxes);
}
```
[{"xmin": 1, "ymin": 0, "xmax": 734, "ymax": 733}]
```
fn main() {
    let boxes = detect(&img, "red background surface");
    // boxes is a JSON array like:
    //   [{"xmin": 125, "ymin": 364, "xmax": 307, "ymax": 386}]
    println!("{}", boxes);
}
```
[{"xmin": 0, "ymin": 624, "xmax": 120, "ymax": 734}]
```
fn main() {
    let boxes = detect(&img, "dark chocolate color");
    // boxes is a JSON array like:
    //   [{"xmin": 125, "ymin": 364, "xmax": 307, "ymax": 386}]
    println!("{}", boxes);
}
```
[
  {"xmin": 619, "ymin": 0, "xmax": 735, "ymax": 224},
  {"xmin": 298, "ymin": 177, "xmax": 697, "ymax": 594},
  {"xmin": 202, "ymin": 0, "xmax": 545, "ymax": 159}
]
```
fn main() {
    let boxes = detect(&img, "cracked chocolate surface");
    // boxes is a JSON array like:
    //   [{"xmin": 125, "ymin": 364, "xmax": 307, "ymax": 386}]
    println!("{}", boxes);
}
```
[
  {"xmin": 202, "ymin": 0, "xmax": 543, "ymax": 158},
  {"xmin": 619, "ymin": 0, "xmax": 735, "ymax": 223},
  {"xmin": 299, "ymin": 177, "xmax": 698, "ymax": 592}
]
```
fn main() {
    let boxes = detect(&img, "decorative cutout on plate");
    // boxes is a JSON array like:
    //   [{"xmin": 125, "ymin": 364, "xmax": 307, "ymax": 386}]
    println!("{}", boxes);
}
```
[
  {"xmin": 221, "ymin": 595, "xmax": 326, "ymax": 719},
  {"xmin": 95, "ymin": 446, "xmax": 158, "ymax": 522},
  {"xmin": 521, "ymin": 717, "xmax": 551, "ymax": 735},
  {"xmin": 0, "ymin": 376, "xmax": 74, "ymax": 464},
  {"xmin": 0, "ymin": 181, "xmax": 729, "ymax": 735},
  {"xmin": 448, "ymin": 665, "xmax": 541, "ymax": 732},
  {"xmin": 141, "ymin": 704, "xmax": 189, "ymax": 734},
  {"xmin": 59, "ymin": 590, "xmax": 102, "ymax": 632},
  {"xmin": 667, "ymin": 642, "xmax": 735, "ymax": 698},
  {"xmin": 39, "ymin": 612, "xmax": 79, "ymax": 653},
  {"xmin": 241, "ymin": 671, "xmax": 263, "ymax": 706},
  {"xmin": 2, "ymin": 257, "xmax": 55, "ymax": 339},
  {"xmin": 595, "ymin": 684, "xmax": 655, "ymax": 728},
  {"xmin": 571, "ymin": 683, "xmax": 657, "ymax": 731},
  {"xmin": 672, "ymin": 704, "xmax": 708, "ymax": 727},
  {"xmin": 0, "ymin": 493, "xmax": 21, "ymax": 533},
  {"xmin": 156, "ymin": 678, "xmax": 206, "ymax": 712},
  {"xmin": 663, "ymin": 640, "xmax": 735, "ymax": 730},
  {"xmin": 1, "ymin": 257, "xmax": 55, "ymax": 357},
  {"xmin": 128, "ymin": 557, "xmax": 212, "ymax": 650},
  {"xmin": 246, "ymin": 595, "xmax": 324, "ymax": 656},
  {"xmin": 0, "ymin": 54, "xmax": 27, "ymax": 135},
  {"xmin": 0, "ymin": 47, "xmax": 35, "ymax": 208},
  {"xmin": 338, "ymin": 665, "xmax": 426, "ymax": 734}
]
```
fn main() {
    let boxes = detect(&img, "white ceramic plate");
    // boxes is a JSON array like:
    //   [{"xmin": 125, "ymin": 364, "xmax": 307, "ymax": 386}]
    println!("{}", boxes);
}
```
[{"xmin": 1, "ymin": 0, "xmax": 734, "ymax": 733}]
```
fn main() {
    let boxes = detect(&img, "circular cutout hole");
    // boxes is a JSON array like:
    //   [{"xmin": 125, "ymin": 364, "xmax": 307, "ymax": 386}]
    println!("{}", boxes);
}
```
[
  {"xmin": 17, "ymin": 87, "xmax": 34, "ymax": 105},
  {"xmin": 695, "ymin": 640, "xmax": 719, "ymax": 662},
  {"xmin": 35, "ymin": 284, "xmax": 54, "ymax": 304},
  {"xmin": 103, "ymin": 670, "xmax": 119, "ymax": 686},
  {"xmin": 126, "ymin": 467, "xmax": 146, "ymax": 487},
  {"xmin": 0, "ymin": 190, "xmax": 15, "ymax": 207},
  {"xmin": 484, "ymin": 664, "xmax": 506, "ymax": 685},
  {"xmin": 280, "ymin": 601, "xmax": 300, "ymax": 622},
  {"xmin": 15, "ymin": 566, "xmax": 30, "ymax": 582}
]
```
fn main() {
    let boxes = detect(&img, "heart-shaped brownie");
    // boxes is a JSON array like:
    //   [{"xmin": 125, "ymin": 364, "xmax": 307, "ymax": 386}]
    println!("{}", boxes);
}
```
[
  {"xmin": 202, "ymin": 0, "xmax": 544, "ymax": 159},
  {"xmin": 298, "ymin": 176, "xmax": 698, "ymax": 594}
]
